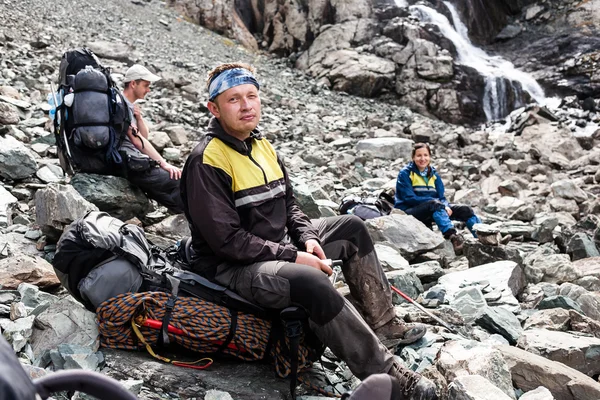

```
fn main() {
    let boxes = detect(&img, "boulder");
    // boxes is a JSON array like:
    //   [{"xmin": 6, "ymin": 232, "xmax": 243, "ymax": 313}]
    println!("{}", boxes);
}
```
[
  {"xmin": 516, "ymin": 329, "xmax": 600, "ymax": 377},
  {"xmin": 0, "ymin": 134, "xmax": 37, "ymax": 180},
  {"xmin": 523, "ymin": 309, "xmax": 571, "ymax": 331},
  {"xmin": 34, "ymin": 184, "xmax": 99, "ymax": 241},
  {"xmin": 447, "ymin": 375, "xmax": 514, "ymax": 400},
  {"xmin": 366, "ymin": 214, "xmax": 444, "ymax": 260},
  {"xmin": 0, "ymin": 254, "xmax": 60, "ymax": 289},
  {"xmin": 475, "ymin": 306, "xmax": 523, "ymax": 345},
  {"xmin": 551, "ymin": 180, "xmax": 588, "ymax": 203},
  {"xmin": 499, "ymin": 344, "xmax": 600, "ymax": 400},
  {"xmin": 523, "ymin": 254, "xmax": 579, "ymax": 285},
  {"xmin": 145, "ymin": 214, "xmax": 190, "ymax": 240},
  {"xmin": 438, "ymin": 261, "xmax": 525, "ymax": 307},
  {"xmin": 71, "ymin": 174, "xmax": 151, "ymax": 221},
  {"xmin": 385, "ymin": 269, "xmax": 423, "ymax": 305},
  {"xmin": 558, "ymin": 283, "xmax": 600, "ymax": 322},
  {"xmin": 0, "ymin": 185, "xmax": 17, "ymax": 227},
  {"xmin": 30, "ymin": 297, "xmax": 99, "ymax": 364},
  {"xmin": 437, "ymin": 341, "xmax": 516, "ymax": 399}
]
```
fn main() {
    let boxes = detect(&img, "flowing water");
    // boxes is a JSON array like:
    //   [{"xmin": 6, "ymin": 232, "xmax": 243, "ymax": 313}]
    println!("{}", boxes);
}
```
[{"xmin": 399, "ymin": 1, "xmax": 546, "ymax": 120}]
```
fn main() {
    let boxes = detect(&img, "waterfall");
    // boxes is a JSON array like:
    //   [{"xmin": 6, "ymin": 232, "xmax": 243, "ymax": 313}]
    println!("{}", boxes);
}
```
[{"xmin": 403, "ymin": 1, "xmax": 546, "ymax": 121}]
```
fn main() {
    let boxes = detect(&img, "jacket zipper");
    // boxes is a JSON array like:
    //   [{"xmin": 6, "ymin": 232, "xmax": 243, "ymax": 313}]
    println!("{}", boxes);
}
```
[{"xmin": 245, "ymin": 142, "xmax": 268, "ymax": 184}]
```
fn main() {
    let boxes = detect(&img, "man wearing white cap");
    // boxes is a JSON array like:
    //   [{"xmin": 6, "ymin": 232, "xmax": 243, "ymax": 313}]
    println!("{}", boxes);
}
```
[{"xmin": 117, "ymin": 64, "xmax": 183, "ymax": 213}]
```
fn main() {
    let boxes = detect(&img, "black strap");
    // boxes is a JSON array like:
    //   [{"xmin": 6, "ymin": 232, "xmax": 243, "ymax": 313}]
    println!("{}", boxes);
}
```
[
  {"xmin": 157, "ymin": 275, "xmax": 180, "ymax": 347},
  {"xmin": 283, "ymin": 319, "xmax": 303, "ymax": 399},
  {"xmin": 215, "ymin": 309, "xmax": 238, "ymax": 354},
  {"xmin": 73, "ymin": 88, "xmax": 111, "ymax": 94}
]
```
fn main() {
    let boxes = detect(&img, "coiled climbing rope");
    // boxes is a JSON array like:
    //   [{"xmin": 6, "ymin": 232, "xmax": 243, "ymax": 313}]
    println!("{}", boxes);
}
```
[{"xmin": 96, "ymin": 291, "xmax": 338, "ymax": 397}]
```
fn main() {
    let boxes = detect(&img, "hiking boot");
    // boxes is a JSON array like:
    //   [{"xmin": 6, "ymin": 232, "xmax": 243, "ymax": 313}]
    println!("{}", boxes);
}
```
[
  {"xmin": 448, "ymin": 233, "xmax": 464, "ymax": 255},
  {"xmin": 374, "ymin": 318, "xmax": 426, "ymax": 347},
  {"xmin": 388, "ymin": 361, "xmax": 439, "ymax": 400}
]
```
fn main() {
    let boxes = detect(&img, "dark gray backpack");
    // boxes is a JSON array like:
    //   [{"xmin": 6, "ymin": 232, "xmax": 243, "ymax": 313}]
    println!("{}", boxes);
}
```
[{"xmin": 52, "ymin": 211, "xmax": 150, "ymax": 311}]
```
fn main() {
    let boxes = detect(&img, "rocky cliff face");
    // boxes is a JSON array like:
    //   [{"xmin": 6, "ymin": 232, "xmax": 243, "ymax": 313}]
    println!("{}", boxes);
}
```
[{"xmin": 168, "ymin": 0, "xmax": 600, "ymax": 124}]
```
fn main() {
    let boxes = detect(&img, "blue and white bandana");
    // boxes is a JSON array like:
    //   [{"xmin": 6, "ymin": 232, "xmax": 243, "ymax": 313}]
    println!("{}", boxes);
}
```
[{"xmin": 208, "ymin": 68, "xmax": 260, "ymax": 101}]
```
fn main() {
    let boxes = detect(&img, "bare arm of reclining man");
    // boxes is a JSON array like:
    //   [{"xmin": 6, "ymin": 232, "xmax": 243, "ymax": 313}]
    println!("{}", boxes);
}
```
[{"xmin": 127, "ymin": 127, "xmax": 181, "ymax": 180}]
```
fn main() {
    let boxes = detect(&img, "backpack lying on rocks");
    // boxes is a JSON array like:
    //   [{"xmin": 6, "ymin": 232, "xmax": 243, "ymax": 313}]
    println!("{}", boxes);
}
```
[
  {"xmin": 339, "ymin": 191, "xmax": 395, "ymax": 220},
  {"xmin": 51, "ymin": 48, "xmax": 130, "ymax": 175}
]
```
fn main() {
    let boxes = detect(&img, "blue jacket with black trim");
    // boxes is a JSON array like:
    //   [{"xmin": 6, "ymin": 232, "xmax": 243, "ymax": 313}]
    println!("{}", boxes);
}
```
[{"xmin": 394, "ymin": 162, "xmax": 449, "ymax": 211}]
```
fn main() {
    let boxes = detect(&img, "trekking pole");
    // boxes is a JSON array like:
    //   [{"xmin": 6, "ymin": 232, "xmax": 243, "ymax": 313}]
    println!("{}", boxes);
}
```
[{"xmin": 390, "ymin": 285, "xmax": 468, "ymax": 339}]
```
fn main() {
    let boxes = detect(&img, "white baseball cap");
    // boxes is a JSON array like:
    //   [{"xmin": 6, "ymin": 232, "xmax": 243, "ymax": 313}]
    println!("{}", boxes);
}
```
[{"xmin": 124, "ymin": 64, "xmax": 161, "ymax": 83}]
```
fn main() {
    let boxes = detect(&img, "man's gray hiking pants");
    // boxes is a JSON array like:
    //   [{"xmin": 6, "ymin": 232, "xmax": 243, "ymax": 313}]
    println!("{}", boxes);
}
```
[{"xmin": 214, "ymin": 215, "xmax": 396, "ymax": 379}]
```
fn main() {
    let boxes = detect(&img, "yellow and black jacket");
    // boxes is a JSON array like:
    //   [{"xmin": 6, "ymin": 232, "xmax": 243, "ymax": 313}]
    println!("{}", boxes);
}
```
[
  {"xmin": 181, "ymin": 118, "xmax": 319, "ymax": 278},
  {"xmin": 394, "ymin": 162, "xmax": 449, "ymax": 211}
]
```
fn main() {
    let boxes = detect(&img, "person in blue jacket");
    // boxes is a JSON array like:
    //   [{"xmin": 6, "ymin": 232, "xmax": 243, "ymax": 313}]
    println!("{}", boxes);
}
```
[{"xmin": 395, "ymin": 142, "xmax": 481, "ymax": 253}]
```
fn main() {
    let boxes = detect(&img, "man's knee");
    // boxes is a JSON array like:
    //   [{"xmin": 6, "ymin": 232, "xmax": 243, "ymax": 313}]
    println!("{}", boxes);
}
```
[
  {"xmin": 333, "ymin": 214, "xmax": 373, "ymax": 256},
  {"xmin": 277, "ymin": 264, "xmax": 344, "ymax": 326}
]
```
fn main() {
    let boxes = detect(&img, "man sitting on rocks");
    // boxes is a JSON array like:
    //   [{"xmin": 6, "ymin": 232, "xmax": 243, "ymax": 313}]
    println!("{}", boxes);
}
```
[
  {"xmin": 180, "ymin": 62, "xmax": 438, "ymax": 400},
  {"xmin": 118, "ymin": 64, "xmax": 183, "ymax": 213}
]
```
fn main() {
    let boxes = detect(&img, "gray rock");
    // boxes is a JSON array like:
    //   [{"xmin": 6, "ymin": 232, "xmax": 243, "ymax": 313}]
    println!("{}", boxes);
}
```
[
  {"xmin": 0, "ymin": 135, "xmax": 37, "ymax": 180},
  {"xmin": 35, "ymin": 165, "xmax": 64, "ymax": 184},
  {"xmin": 18, "ymin": 283, "xmax": 58, "ymax": 312},
  {"xmin": 438, "ymin": 261, "xmax": 525, "ymax": 310},
  {"xmin": 524, "ymin": 254, "xmax": 578, "ymax": 285},
  {"xmin": 500, "ymin": 344, "xmax": 600, "ymax": 400},
  {"xmin": 558, "ymin": 283, "xmax": 600, "ymax": 322},
  {"xmin": 0, "ymin": 185, "xmax": 17, "ymax": 227},
  {"xmin": 567, "ymin": 233, "xmax": 600, "ymax": 261},
  {"xmin": 475, "ymin": 307, "xmax": 523, "ymax": 345},
  {"xmin": 145, "ymin": 214, "xmax": 190, "ymax": 240},
  {"xmin": 356, "ymin": 137, "xmax": 413, "ymax": 160},
  {"xmin": 437, "ymin": 341, "xmax": 516, "ymax": 399},
  {"xmin": 164, "ymin": 125, "xmax": 189, "ymax": 146},
  {"xmin": 50, "ymin": 343, "xmax": 103, "ymax": 370},
  {"xmin": 386, "ymin": 269, "xmax": 423, "ymax": 305},
  {"xmin": 375, "ymin": 244, "xmax": 409, "ymax": 270},
  {"xmin": 30, "ymin": 297, "xmax": 99, "ymax": 364},
  {"xmin": 71, "ymin": 174, "xmax": 150, "ymax": 221},
  {"xmin": 519, "ymin": 386, "xmax": 554, "ymax": 400},
  {"xmin": 448, "ymin": 374, "xmax": 514, "ymax": 400},
  {"xmin": 450, "ymin": 287, "xmax": 487, "ymax": 323},
  {"xmin": 87, "ymin": 40, "xmax": 134, "ymax": 62},
  {"xmin": 0, "ymin": 102, "xmax": 20, "ymax": 124},
  {"xmin": 290, "ymin": 180, "xmax": 322, "ymax": 219},
  {"xmin": 537, "ymin": 295, "xmax": 584, "ymax": 314},
  {"xmin": 366, "ymin": 214, "xmax": 444, "ymax": 260},
  {"xmin": 551, "ymin": 179, "xmax": 588, "ymax": 203},
  {"xmin": 148, "ymin": 131, "xmax": 172, "ymax": 152},
  {"xmin": 0, "ymin": 315, "xmax": 35, "ymax": 351},
  {"xmin": 517, "ymin": 329, "xmax": 600, "ymax": 377},
  {"xmin": 205, "ymin": 390, "xmax": 234, "ymax": 400},
  {"xmin": 34, "ymin": 184, "xmax": 99, "ymax": 241},
  {"xmin": 463, "ymin": 240, "xmax": 523, "ymax": 269},
  {"xmin": 410, "ymin": 261, "xmax": 444, "ymax": 283},
  {"xmin": 523, "ymin": 309, "xmax": 571, "ymax": 331}
]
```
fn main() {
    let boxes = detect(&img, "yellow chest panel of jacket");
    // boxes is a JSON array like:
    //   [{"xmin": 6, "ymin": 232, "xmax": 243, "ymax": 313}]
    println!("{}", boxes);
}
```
[
  {"xmin": 203, "ymin": 137, "xmax": 284, "ymax": 192},
  {"xmin": 410, "ymin": 171, "xmax": 437, "ymax": 191}
]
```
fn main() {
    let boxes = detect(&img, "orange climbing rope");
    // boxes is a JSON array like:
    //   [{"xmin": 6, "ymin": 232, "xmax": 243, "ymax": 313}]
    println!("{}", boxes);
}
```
[{"xmin": 96, "ymin": 292, "xmax": 341, "ymax": 397}]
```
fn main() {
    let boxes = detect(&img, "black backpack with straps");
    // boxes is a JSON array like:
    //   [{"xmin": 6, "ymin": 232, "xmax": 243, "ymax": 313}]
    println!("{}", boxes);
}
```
[{"xmin": 53, "ymin": 48, "xmax": 131, "ymax": 175}]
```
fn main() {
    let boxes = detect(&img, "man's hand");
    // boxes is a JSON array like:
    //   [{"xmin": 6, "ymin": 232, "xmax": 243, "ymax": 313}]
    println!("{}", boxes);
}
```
[
  {"xmin": 133, "ymin": 104, "xmax": 142, "ymax": 120},
  {"xmin": 295, "ymin": 251, "xmax": 333, "ymax": 276},
  {"xmin": 445, "ymin": 206, "xmax": 453, "ymax": 217},
  {"xmin": 305, "ymin": 239, "xmax": 326, "ymax": 260},
  {"xmin": 160, "ymin": 160, "xmax": 182, "ymax": 180}
]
